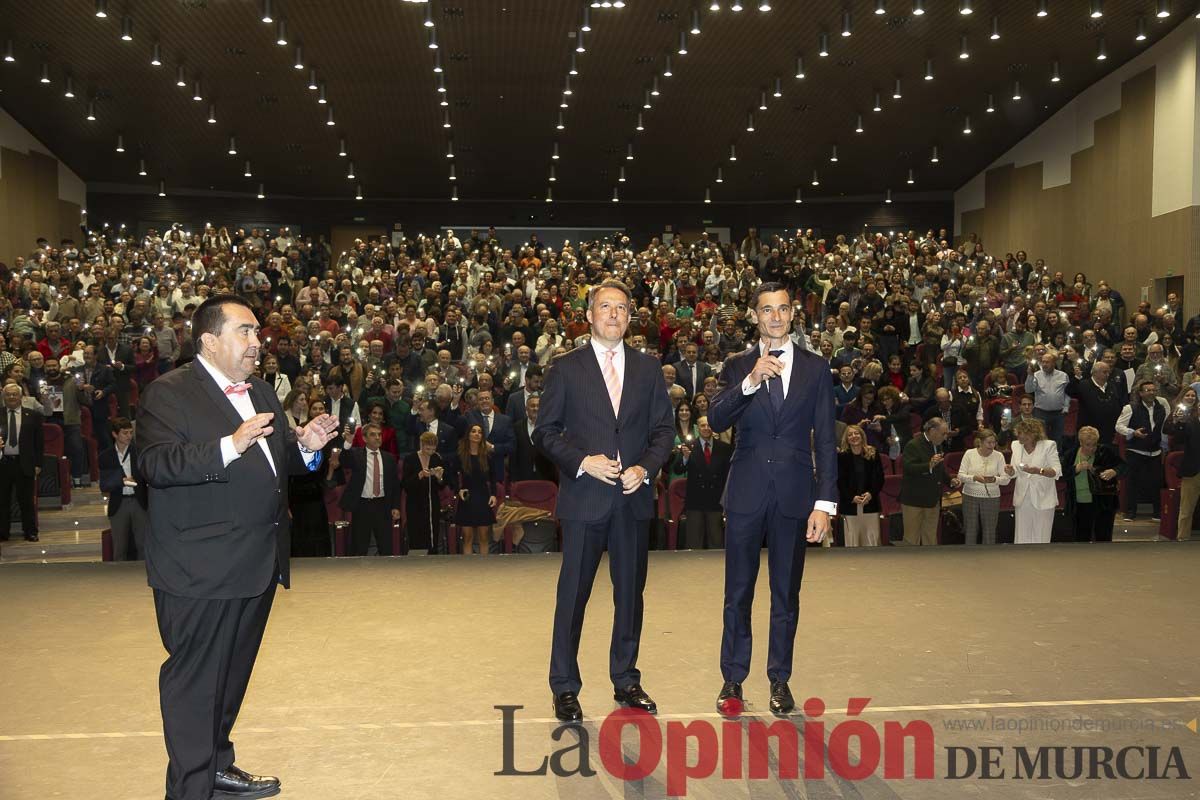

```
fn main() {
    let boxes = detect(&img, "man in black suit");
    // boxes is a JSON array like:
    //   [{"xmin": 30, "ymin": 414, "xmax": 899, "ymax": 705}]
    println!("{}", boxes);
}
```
[
  {"xmin": 411, "ymin": 396, "xmax": 458, "ymax": 456},
  {"xmin": 98, "ymin": 416, "xmax": 149, "ymax": 560},
  {"xmin": 98, "ymin": 320, "xmax": 135, "ymax": 418},
  {"xmin": 504, "ymin": 365, "xmax": 542, "ymax": 422},
  {"xmin": 78, "ymin": 344, "xmax": 115, "ymax": 448},
  {"xmin": 675, "ymin": 342, "xmax": 713, "ymax": 401},
  {"xmin": 331, "ymin": 422, "xmax": 401, "ymax": 556},
  {"xmin": 511, "ymin": 394, "xmax": 555, "ymax": 483},
  {"xmin": 534, "ymin": 280, "xmax": 675, "ymax": 723},
  {"xmin": 669, "ymin": 415, "xmax": 732, "ymax": 549},
  {"xmin": 0, "ymin": 382, "xmax": 43, "ymax": 542},
  {"xmin": 137, "ymin": 295, "xmax": 338, "ymax": 800},
  {"xmin": 1069, "ymin": 360, "xmax": 1123, "ymax": 444}
]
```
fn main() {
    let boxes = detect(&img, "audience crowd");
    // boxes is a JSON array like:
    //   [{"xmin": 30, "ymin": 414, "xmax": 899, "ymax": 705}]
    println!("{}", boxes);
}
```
[{"xmin": 5, "ymin": 220, "xmax": 1199, "ymax": 558}]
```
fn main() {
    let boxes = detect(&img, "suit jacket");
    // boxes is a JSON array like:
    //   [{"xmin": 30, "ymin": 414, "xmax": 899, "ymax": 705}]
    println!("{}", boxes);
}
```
[
  {"xmin": 98, "ymin": 342, "xmax": 135, "ymax": 392},
  {"xmin": 458, "ymin": 409, "xmax": 516, "ymax": 482},
  {"xmin": 708, "ymin": 345, "xmax": 838, "ymax": 519},
  {"xmin": 511, "ymin": 417, "xmax": 557, "ymax": 483},
  {"xmin": 534, "ymin": 343, "xmax": 674, "ymax": 521},
  {"xmin": 99, "ymin": 443, "xmax": 149, "ymax": 516},
  {"xmin": 1008, "ymin": 439, "xmax": 1062, "ymax": 510},
  {"xmin": 81, "ymin": 363, "xmax": 115, "ymax": 418},
  {"xmin": 336, "ymin": 446, "xmax": 400, "ymax": 512},
  {"xmin": 1069, "ymin": 376, "xmax": 1123, "ymax": 444},
  {"xmin": 505, "ymin": 389, "xmax": 535, "ymax": 422},
  {"xmin": 675, "ymin": 360, "xmax": 714, "ymax": 400},
  {"xmin": 1060, "ymin": 443, "xmax": 1125, "ymax": 512},
  {"xmin": 900, "ymin": 434, "xmax": 951, "ymax": 508},
  {"xmin": 0, "ymin": 406, "xmax": 44, "ymax": 477},
  {"xmin": 670, "ymin": 437, "xmax": 732, "ymax": 512},
  {"xmin": 411, "ymin": 415, "xmax": 459, "ymax": 457},
  {"xmin": 137, "ymin": 364, "xmax": 315, "ymax": 599}
]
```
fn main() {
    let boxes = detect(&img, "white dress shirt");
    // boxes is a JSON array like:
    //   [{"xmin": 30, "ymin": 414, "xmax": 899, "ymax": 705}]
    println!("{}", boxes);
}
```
[
  {"xmin": 576, "ymin": 339, "xmax": 647, "ymax": 484},
  {"xmin": 196, "ymin": 355, "xmax": 318, "ymax": 475},
  {"xmin": 116, "ymin": 444, "xmax": 136, "ymax": 495},
  {"xmin": 739, "ymin": 339, "xmax": 838, "ymax": 517},
  {"xmin": 361, "ymin": 448, "xmax": 384, "ymax": 499}
]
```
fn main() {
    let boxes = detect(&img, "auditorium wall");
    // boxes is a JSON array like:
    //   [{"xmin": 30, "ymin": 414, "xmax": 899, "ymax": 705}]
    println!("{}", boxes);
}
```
[
  {"xmin": 955, "ymin": 22, "xmax": 1200, "ymax": 313},
  {"xmin": 0, "ymin": 105, "xmax": 87, "ymax": 266},
  {"xmin": 85, "ymin": 189, "xmax": 952, "ymax": 254}
]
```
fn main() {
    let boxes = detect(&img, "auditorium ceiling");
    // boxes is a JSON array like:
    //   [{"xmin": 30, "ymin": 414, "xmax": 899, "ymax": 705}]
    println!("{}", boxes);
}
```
[{"xmin": 0, "ymin": 0, "xmax": 1190, "ymax": 203}]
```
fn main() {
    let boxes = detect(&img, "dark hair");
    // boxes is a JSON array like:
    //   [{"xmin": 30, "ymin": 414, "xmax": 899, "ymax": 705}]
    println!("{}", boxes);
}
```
[
  {"xmin": 752, "ymin": 282, "xmax": 792, "ymax": 309},
  {"xmin": 456, "ymin": 423, "xmax": 491, "ymax": 474},
  {"xmin": 586, "ymin": 279, "xmax": 632, "ymax": 309},
  {"xmin": 192, "ymin": 294, "xmax": 254, "ymax": 351},
  {"xmin": 111, "ymin": 416, "xmax": 133, "ymax": 434}
]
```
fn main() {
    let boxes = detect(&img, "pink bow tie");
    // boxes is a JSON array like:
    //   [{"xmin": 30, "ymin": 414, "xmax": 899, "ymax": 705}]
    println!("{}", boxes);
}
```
[{"xmin": 224, "ymin": 382, "xmax": 249, "ymax": 396}]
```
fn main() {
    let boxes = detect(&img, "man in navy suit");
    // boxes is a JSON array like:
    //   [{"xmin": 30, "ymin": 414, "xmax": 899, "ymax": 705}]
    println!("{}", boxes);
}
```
[
  {"xmin": 458, "ymin": 388, "xmax": 515, "ymax": 482},
  {"xmin": 534, "ymin": 280, "xmax": 674, "ymax": 723},
  {"xmin": 709, "ymin": 282, "xmax": 838, "ymax": 718},
  {"xmin": 675, "ymin": 342, "xmax": 713, "ymax": 400}
]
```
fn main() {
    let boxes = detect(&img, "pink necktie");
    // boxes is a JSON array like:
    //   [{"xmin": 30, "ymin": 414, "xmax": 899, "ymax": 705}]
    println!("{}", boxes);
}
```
[
  {"xmin": 224, "ymin": 382, "xmax": 249, "ymax": 396},
  {"xmin": 603, "ymin": 348, "xmax": 622, "ymax": 417}
]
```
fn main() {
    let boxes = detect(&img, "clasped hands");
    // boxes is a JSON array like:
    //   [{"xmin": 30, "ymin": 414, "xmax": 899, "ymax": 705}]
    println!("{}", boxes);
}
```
[{"xmin": 581, "ymin": 454, "xmax": 645, "ymax": 494}]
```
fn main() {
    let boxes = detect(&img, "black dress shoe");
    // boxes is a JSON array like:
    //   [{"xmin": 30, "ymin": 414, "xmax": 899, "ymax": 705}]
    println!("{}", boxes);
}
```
[
  {"xmin": 769, "ymin": 680, "xmax": 795, "ymax": 717},
  {"xmin": 212, "ymin": 765, "xmax": 281, "ymax": 799},
  {"xmin": 613, "ymin": 683, "xmax": 657, "ymax": 714},
  {"xmin": 716, "ymin": 681, "xmax": 744, "ymax": 717},
  {"xmin": 553, "ymin": 691, "xmax": 583, "ymax": 723}
]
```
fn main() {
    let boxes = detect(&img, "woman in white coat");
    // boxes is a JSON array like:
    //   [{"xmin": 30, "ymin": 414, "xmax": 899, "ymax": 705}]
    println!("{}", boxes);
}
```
[{"xmin": 1008, "ymin": 417, "xmax": 1062, "ymax": 544}]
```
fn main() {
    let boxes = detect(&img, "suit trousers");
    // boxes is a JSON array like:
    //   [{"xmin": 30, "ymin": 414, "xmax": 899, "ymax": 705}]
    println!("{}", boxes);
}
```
[
  {"xmin": 153, "ymin": 580, "xmax": 277, "ymax": 800},
  {"xmin": 1124, "ymin": 451, "xmax": 1163, "ymax": 517},
  {"xmin": 549, "ymin": 500, "xmax": 648, "ymax": 695},
  {"xmin": 349, "ymin": 497, "xmax": 393, "ymax": 556},
  {"xmin": 0, "ymin": 456, "xmax": 36, "ymax": 539},
  {"xmin": 108, "ymin": 497, "xmax": 149, "ymax": 560},
  {"xmin": 1176, "ymin": 473, "xmax": 1200, "ymax": 541},
  {"xmin": 683, "ymin": 510, "xmax": 725, "ymax": 549},
  {"xmin": 901, "ymin": 504, "xmax": 940, "ymax": 545},
  {"xmin": 63, "ymin": 423, "xmax": 87, "ymax": 479},
  {"xmin": 721, "ymin": 498, "xmax": 808, "ymax": 684}
]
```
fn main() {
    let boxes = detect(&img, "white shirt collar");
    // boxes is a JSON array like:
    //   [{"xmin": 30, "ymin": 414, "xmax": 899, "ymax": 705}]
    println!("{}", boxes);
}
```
[
  {"xmin": 590, "ymin": 337, "xmax": 623, "ymax": 361},
  {"xmin": 758, "ymin": 339, "xmax": 794, "ymax": 359},
  {"xmin": 195, "ymin": 354, "xmax": 241, "ymax": 392}
]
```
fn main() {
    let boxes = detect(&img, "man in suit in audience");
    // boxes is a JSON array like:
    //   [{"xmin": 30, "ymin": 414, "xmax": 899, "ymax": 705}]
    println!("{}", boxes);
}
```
[
  {"xmin": 899, "ymin": 417, "xmax": 952, "ymax": 546},
  {"xmin": 1069, "ymin": 360, "xmax": 1123, "ymax": 444},
  {"xmin": 324, "ymin": 377, "xmax": 360, "ymax": 429},
  {"xmin": 511, "ymin": 394, "xmax": 555, "ymax": 483},
  {"xmin": 332, "ymin": 422, "xmax": 401, "ymax": 556},
  {"xmin": 458, "ymin": 388, "xmax": 516, "ymax": 482},
  {"xmin": 98, "ymin": 319, "xmax": 136, "ymax": 418},
  {"xmin": 78, "ymin": 344, "xmax": 116, "ymax": 448},
  {"xmin": 0, "ymin": 382, "xmax": 44, "ymax": 542},
  {"xmin": 669, "ymin": 415, "xmax": 732, "ymax": 549},
  {"xmin": 675, "ymin": 342, "xmax": 713, "ymax": 401},
  {"xmin": 412, "ymin": 397, "xmax": 458, "ymax": 457},
  {"xmin": 99, "ymin": 416, "xmax": 149, "ymax": 560},
  {"xmin": 505, "ymin": 365, "xmax": 542, "ymax": 422},
  {"xmin": 534, "ymin": 280, "xmax": 675, "ymax": 723}
]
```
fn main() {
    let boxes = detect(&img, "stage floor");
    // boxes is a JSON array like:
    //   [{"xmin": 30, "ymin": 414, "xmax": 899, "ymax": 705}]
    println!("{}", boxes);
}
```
[{"xmin": 2, "ymin": 544, "xmax": 1199, "ymax": 799}]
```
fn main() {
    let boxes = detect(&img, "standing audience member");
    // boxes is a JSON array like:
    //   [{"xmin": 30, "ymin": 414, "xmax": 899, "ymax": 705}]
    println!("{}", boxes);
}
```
[
  {"xmin": 1024, "ymin": 351, "xmax": 1070, "ymax": 448},
  {"xmin": 1062, "ymin": 426, "xmax": 1125, "ymax": 543},
  {"xmin": 0, "ymin": 383, "xmax": 42, "ymax": 542},
  {"xmin": 670, "ymin": 415, "xmax": 732, "ymax": 549},
  {"xmin": 837, "ymin": 425, "xmax": 885, "ymax": 546},
  {"xmin": 954, "ymin": 428, "xmax": 1010, "ymax": 545},
  {"xmin": 899, "ymin": 417, "xmax": 952, "ymax": 546},
  {"xmin": 98, "ymin": 416, "xmax": 148, "ymax": 559},
  {"xmin": 1008, "ymin": 418, "xmax": 1062, "ymax": 544},
  {"xmin": 1116, "ymin": 380, "xmax": 1170, "ymax": 522}
]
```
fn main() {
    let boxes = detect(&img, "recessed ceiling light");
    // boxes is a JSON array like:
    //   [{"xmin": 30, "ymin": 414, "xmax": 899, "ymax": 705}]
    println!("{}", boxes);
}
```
[
  {"xmin": 990, "ymin": 15, "xmax": 1000, "ymax": 39},
  {"xmin": 308, "ymin": 68, "xmax": 319, "ymax": 89},
  {"xmin": 729, "ymin": 143, "xmax": 737, "ymax": 161},
  {"xmin": 207, "ymin": 103, "xmax": 217, "ymax": 123},
  {"xmin": 326, "ymin": 106, "xmax": 335, "ymax": 126},
  {"xmin": 424, "ymin": 2, "xmax": 436, "ymax": 27},
  {"xmin": 150, "ymin": 42, "xmax": 162, "ymax": 66},
  {"xmin": 115, "ymin": 133, "xmax": 125, "ymax": 153},
  {"xmin": 611, "ymin": 187, "xmax": 619, "ymax": 203},
  {"xmin": 1157, "ymin": 0, "xmax": 1171, "ymax": 18},
  {"xmin": 795, "ymin": 187, "xmax": 803, "ymax": 203},
  {"xmin": 257, "ymin": 183, "xmax": 265, "ymax": 199},
  {"xmin": 356, "ymin": 185, "xmax": 364, "ymax": 201},
  {"xmin": 318, "ymin": 83, "xmax": 328, "ymax": 104},
  {"xmin": 811, "ymin": 170, "xmax": 820, "ymax": 186},
  {"xmin": 618, "ymin": 166, "xmax": 626, "ymax": 182},
  {"xmin": 157, "ymin": 179, "xmax": 166, "ymax": 197},
  {"xmin": 4, "ymin": 39, "xmax": 15, "ymax": 63},
  {"xmin": 830, "ymin": 144, "xmax": 838, "ymax": 162},
  {"xmin": 795, "ymin": 54, "xmax": 806, "ymax": 78},
  {"xmin": 704, "ymin": 188, "xmax": 712, "ymax": 203},
  {"xmin": 138, "ymin": 158, "xmax": 147, "ymax": 176},
  {"xmin": 244, "ymin": 160, "xmax": 252, "ymax": 177},
  {"xmin": 261, "ymin": 0, "xmax": 273, "ymax": 24},
  {"xmin": 1090, "ymin": 0, "xmax": 1102, "ymax": 19},
  {"xmin": 86, "ymin": 100, "xmax": 97, "ymax": 120},
  {"xmin": 841, "ymin": 10, "xmax": 852, "ymax": 36},
  {"xmin": 120, "ymin": 16, "xmax": 133, "ymax": 41},
  {"xmin": 1135, "ymin": 15, "xmax": 1148, "ymax": 41},
  {"xmin": 346, "ymin": 161, "xmax": 355, "ymax": 179},
  {"xmin": 39, "ymin": 62, "xmax": 50, "ymax": 84},
  {"xmin": 746, "ymin": 111, "xmax": 755, "ymax": 131},
  {"xmin": 912, "ymin": 0, "xmax": 925, "ymax": 16},
  {"xmin": 818, "ymin": 31, "xmax": 829, "ymax": 57},
  {"xmin": 873, "ymin": 90, "xmax": 882, "ymax": 111},
  {"xmin": 227, "ymin": 135, "xmax": 237, "ymax": 155},
  {"xmin": 930, "ymin": 144, "xmax": 940, "ymax": 163},
  {"xmin": 875, "ymin": 0, "xmax": 887, "ymax": 15},
  {"xmin": 176, "ymin": 65, "xmax": 186, "ymax": 87},
  {"xmin": 678, "ymin": 30, "xmax": 688, "ymax": 55},
  {"xmin": 427, "ymin": 28, "xmax": 438, "ymax": 49},
  {"xmin": 959, "ymin": 0, "xmax": 972, "ymax": 15},
  {"xmin": 276, "ymin": 20, "xmax": 288, "ymax": 46},
  {"xmin": 192, "ymin": 80, "xmax": 202, "ymax": 101},
  {"xmin": 293, "ymin": 45, "xmax": 304, "ymax": 70},
  {"xmin": 626, "ymin": 142, "xmax": 634, "ymax": 160},
  {"xmin": 63, "ymin": 74, "xmax": 75, "ymax": 98},
  {"xmin": 95, "ymin": 0, "xmax": 108, "ymax": 19},
  {"xmin": 691, "ymin": 8, "xmax": 701, "ymax": 34},
  {"xmin": 716, "ymin": 166, "xmax": 724, "ymax": 183},
  {"xmin": 1037, "ymin": 0, "xmax": 1048, "ymax": 17},
  {"xmin": 893, "ymin": 77, "xmax": 902, "ymax": 98}
]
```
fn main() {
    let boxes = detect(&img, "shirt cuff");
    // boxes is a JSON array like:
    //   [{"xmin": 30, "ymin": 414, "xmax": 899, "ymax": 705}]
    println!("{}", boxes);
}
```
[
  {"xmin": 741, "ymin": 376, "xmax": 761, "ymax": 395},
  {"xmin": 220, "ymin": 435, "xmax": 240, "ymax": 467},
  {"xmin": 814, "ymin": 500, "xmax": 838, "ymax": 516}
]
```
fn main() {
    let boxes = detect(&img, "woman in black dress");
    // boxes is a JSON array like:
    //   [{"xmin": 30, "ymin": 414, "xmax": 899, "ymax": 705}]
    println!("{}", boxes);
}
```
[
  {"xmin": 451, "ymin": 423, "xmax": 497, "ymax": 555},
  {"xmin": 401, "ymin": 431, "xmax": 446, "ymax": 553},
  {"xmin": 289, "ymin": 398, "xmax": 330, "ymax": 556}
]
